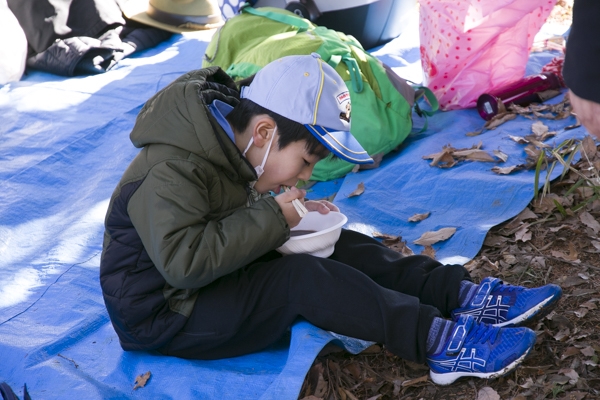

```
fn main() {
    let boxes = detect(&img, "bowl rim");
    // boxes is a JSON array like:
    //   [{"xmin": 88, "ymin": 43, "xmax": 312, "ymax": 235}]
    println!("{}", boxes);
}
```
[{"xmin": 287, "ymin": 211, "xmax": 348, "ymax": 241}]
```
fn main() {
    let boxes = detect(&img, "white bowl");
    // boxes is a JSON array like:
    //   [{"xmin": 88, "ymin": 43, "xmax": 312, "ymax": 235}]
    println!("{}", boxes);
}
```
[{"xmin": 276, "ymin": 211, "xmax": 348, "ymax": 258}]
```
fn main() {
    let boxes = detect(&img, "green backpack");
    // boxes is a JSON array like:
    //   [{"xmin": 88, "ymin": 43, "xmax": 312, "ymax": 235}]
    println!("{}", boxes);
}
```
[{"xmin": 202, "ymin": 6, "xmax": 430, "ymax": 181}]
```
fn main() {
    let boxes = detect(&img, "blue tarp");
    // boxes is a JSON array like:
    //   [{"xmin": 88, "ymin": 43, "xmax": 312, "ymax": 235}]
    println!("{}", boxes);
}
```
[{"xmin": 0, "ymin": 11, "xmax": 585, "ymax": 400}]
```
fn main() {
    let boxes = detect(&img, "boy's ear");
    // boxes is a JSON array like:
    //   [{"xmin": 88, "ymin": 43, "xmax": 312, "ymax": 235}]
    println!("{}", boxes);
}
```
[{"xmin": 252, "ymin": 115, "xmax": 277, "ymax": 148}]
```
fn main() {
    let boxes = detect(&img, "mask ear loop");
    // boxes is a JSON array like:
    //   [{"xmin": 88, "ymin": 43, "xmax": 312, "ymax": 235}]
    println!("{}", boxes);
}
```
[
  {"xmin": 242, "ymin": 127, "xmax": 278, "ymax": 179},
  {"xmin": 242, "ymin": 136, "xmax": 254, "ymax": 157},
  {"xmin": 254, "ymin": 126, "xmax": 277, "ymax": 178}
]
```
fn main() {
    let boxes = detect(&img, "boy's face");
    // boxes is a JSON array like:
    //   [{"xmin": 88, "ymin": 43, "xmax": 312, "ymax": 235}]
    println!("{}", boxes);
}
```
[{"xmin": 252, "ymin": 136, "xmax": 321, "ymax": 194}]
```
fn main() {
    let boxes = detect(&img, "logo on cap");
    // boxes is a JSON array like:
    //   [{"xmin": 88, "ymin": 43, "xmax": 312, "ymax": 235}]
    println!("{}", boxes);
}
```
[{"xmin": 336, "ymin": 91, "xmax": 350, "ymax": 104}]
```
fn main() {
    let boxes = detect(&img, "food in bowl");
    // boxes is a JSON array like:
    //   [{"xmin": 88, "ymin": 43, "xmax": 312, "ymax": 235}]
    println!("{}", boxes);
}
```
[{"xmin": 276, "ymin": 211, "xmax": 348, "ymax": 258}]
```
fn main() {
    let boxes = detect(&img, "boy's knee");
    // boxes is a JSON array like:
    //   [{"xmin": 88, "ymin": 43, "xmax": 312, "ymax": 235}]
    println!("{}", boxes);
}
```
[{"xmin": 276, "ymin": 254, "xmax": 328, "ymax": 281}]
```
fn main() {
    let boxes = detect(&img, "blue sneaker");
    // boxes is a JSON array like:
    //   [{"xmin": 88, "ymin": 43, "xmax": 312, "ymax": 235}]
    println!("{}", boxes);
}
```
[
  {"xmin": 427, "ymin": 315, "xmax": 536, "ymax": 385},
  {"xmin": 451, "ymin": 277, "xmax": 562, "ymax": 327}
]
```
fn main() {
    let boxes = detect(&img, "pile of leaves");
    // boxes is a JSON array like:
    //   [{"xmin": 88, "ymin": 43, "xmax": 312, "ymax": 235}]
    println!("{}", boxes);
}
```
[{"xmin": 299, "ymin": 136, "xmax": 600, "ymax": 400}]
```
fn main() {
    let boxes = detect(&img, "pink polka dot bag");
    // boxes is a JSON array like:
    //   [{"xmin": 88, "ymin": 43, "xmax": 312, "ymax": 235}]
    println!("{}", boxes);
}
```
[{"xmin": 418, "ymin": 0, "xmax": 555, "ymax": 110}]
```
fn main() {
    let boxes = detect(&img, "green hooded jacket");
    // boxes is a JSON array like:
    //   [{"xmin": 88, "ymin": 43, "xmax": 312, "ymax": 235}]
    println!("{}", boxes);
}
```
[{"xmin": 99, "ymin": 67, "xmax": 289, "ymax": 350}]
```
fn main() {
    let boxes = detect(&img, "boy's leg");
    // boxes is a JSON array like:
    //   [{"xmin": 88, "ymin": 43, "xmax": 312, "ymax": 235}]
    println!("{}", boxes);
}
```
[
  {"xmin": 158, "ymin": 252, "xmax": 443, "ymax": 363},
  {"xmin": 330, "ymin": 229, "xmax": 470, "ymax": 316}
]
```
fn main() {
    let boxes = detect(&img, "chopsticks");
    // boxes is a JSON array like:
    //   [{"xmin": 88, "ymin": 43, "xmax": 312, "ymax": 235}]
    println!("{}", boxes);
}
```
[{"xmin": 283, "ymin": 186, "xmax": 308, "ymax": 218}]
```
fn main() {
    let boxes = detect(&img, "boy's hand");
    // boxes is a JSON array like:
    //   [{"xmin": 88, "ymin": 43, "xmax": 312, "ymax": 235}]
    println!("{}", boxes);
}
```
[
  {"xmin": 275, "ymin": 187, "xmax": 306, "ymax": 228},
  {"xmin": 305, "ymin": 200, "xmax": 339, "ymax": 214}
]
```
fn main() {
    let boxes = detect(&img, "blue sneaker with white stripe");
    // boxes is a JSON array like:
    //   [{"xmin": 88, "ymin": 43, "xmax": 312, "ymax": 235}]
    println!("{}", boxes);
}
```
[
  {"xmin": 427, "ymin": 314, "xmax": 536, "ymax": 385},
  {"xmin": 451, "ymin": 277, "xmax": 562, "ymax": 327}
]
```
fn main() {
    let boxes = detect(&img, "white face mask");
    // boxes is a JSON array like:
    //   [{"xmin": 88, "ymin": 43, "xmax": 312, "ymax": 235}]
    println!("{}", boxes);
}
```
[{"xmin": 242, "ymin": 127, "xmax": 277, "ymax": 186}]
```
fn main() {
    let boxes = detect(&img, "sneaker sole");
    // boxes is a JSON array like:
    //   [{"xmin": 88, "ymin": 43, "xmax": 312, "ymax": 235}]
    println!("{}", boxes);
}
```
[
  {"xmin": 429, "ymin": 345, "xmax": 533, "ymax": 385},
  {"xmin": 495, "ymin": 293, "xmax": 560, "ymax": 328}
]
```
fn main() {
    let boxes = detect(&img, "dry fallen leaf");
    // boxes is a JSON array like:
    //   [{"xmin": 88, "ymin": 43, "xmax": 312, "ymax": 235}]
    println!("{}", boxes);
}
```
[
  {"xmin": 341, "ymin": 388, "xmax": 360, "ymax": 400},
  {"xmin": 579, "ymin": 211, "xmax": 600, "ymax": 233},
  {"xmin": 491, "ymin": 165, "xmax": 523, "ymax": 175},
  {"xmin": 581, "ymin": 134, "xmax": 598, "ymax": 159},
  {"xmin": 581, "ymin": 346, "xmax": 596, "ymax": 357},
  {"xmin": 554, "ymin": 327, "xmax": 571, "ymax": 341},
  {"xmin": 133, "ymin": 371, "xmax": 151, "ymax": 390},
  {"xmin": 574, "ymin": 308, "xmax": 588, "ymax": 318},
  {"xmin": 560, "ymin": 276, "xmax": 586, "ymax": 287},
  {"xmin": 388, "ymin": 239, "xmax": 415, "ymax": 256},
  {"xmin": 423, "ymin": 147, "xmax": 456, "ymax": 167},
  {"xmin": 580, "ymin": 300, "xmax": 598, "ymax": 310},
  {"xmin": 344, "ymin": 362, "xmax": 362, "ymax": 380},
  {"xmin": 477, "ymin": 386, "xmax": 500, "ymax": 400},
  {"xmin": 524, "ymin": 144, "xmax": 542, "ymax": 159},
  {"xmin": 484, "ymin": 113, "xmax": 517, "ymax": 130},
  {"xmin": 517, "ymin": 207, "xmax": 539, "ymax": 221},
  {"xmin": 509, "ymin": 135, "xmax": 529, "ymax": 144},
  {"xmin": 313, "ymin": 371, "xmax": 328, "ymax": 398},
  {"xmin": 372, "ymin": 231, "xmax": 398, "ymax": 241},
  {"xmin": 401, "ymin": 374, "xmax": 429, "ymax": 387},
  {"xmin": 561, "ymin": 346, "xmax": 580, "ymax": 359},
  {"xmin": 424, "ymin": 143, "xmax": 499, "ymax": 167},
  {"xmin": 519, "ymin": 377, "xmax": 535, "ymax": 389},
  {"xmin": 408, "ymin": 212, "xmax": 430, "ymax": 222},
  {"xmin": 493, "ymin": 149, "xmax": 508, "ymax": 162},
  {"xmin": 514, "ymin": 225, "xmax": 532, "ymax": 242},
  {"xmin": 549, "ymin": 224, "xmax": 569, "ymax": 232},
  {"xmin": 558, "ymin": 368, "xmax": 579, "ymax": 385},
  {"xmin": 531, "ymin": 120, "xmax": 549, "ymax": 136},
  {"xmin": 413, "ymin": 227, "xmax": 456, "ymax": 246},
  {"xmin": 551, "ymin": 242, "xmax": 580, "ymax": 263},
  {"xmin": 466, "ymin": 128, "xmax": 484, "ymax": 137},
  {"xmin": 348, "ymin": 182, "xmax": 365, "ymax": 197},
  {"xmin": 421, "ymin": 245, "xmax": 436, "ymax": 258},
  {"xmin": 464, "ymin": 150, "xmax": 498, "ymax": 162}
]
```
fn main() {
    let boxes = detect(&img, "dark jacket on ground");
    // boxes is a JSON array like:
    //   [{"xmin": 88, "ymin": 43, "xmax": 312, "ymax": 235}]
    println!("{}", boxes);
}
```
[
  {"xmin": 99, "ymin": 67, "xmax": 289, "ymax": 350},
  {"xmin": 563, "ymin": 0, "xmax": 600, "ymax": 103},
  {"xmin": 7, "ymin": 0, "xmax": 171, "ymax": 76}
]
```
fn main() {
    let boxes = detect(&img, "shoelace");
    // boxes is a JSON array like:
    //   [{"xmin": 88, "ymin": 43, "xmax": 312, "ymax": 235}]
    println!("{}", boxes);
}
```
[{"xmin": 466, "ymin": 322, "xmax": 500, "ymax": 345}]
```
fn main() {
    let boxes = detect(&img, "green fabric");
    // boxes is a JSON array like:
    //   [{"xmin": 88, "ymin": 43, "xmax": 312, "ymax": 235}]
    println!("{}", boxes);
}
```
[
  {"xmin": 121, "ymin": 67, "xmax": 289, "ymax": 294},
  {"xmin": 202, "ymin": 6, "xmax": 415, "ymax": 181}
]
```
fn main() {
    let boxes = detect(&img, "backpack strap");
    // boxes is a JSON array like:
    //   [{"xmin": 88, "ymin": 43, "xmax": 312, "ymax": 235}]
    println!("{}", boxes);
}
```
[
  {"xmin": 341, "ymin": 54, "xmax": 364, "ymax": 93},
  {"xmin": 240, "ymin": 5, "xmax": 364, "ymax": 93}
]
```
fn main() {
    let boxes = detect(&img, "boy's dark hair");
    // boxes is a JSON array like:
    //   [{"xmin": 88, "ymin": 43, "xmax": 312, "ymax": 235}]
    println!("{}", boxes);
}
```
[{"xmin": 226, "ymin": 76, "xmax": 330, "ymax": 160}]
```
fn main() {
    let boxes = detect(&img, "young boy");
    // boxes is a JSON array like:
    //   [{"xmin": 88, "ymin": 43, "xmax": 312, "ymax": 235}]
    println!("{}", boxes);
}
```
[{"xmin": 100, "ymin": 53, "xmax": 562, "ymax": 385}]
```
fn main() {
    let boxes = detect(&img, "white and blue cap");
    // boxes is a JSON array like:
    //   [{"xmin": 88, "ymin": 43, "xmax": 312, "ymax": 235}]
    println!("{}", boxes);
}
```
[{"xmin": 240, "ymin": 53, "xmax": 374, "ymax": 164}]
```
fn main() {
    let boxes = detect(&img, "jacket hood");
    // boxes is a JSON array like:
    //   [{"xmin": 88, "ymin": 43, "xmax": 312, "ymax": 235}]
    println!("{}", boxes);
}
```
[{"xmin": 130, "ymin": 67, "xmax": 256, "ymax": 181}]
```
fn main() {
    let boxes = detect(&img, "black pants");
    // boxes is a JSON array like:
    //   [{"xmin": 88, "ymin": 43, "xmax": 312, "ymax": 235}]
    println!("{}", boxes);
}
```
[{"xmin": 158, "ymin": 230, "xmax": 470, "ymax": 364}]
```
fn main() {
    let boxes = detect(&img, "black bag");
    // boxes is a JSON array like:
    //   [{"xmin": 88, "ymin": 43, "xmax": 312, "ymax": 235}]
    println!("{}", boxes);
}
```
[{"xmin": 0, "ymin": 382, "xmax": 31, "ymax": 400}]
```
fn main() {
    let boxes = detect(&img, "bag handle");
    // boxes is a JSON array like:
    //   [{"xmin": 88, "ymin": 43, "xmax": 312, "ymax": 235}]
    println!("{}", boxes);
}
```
[
  {"xmin": 412, "ymin": 86, "xmax": 439, "ymax": 132},
  {"xmin": 240, "ymin": 5, "xmax": 311, "ymax": 32}
]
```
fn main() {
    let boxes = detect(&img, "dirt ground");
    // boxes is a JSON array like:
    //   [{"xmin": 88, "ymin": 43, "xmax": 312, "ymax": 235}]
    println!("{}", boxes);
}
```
[
  {"xmin": 299, "ymin": 137, "xmax": 600, "ymax": 399},
  {"xmin": 300, "ymin": 2, "xmax": 600, "ymax": 399}
]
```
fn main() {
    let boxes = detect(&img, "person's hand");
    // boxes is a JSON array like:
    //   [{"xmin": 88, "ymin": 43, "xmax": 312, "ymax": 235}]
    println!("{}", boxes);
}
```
[
  {"xmin": 569, "ymin": 90, "xmax": 600, "ymax": 140},
  {"xmin": 274, "ymin": 186, "xmax": 306, "ymax": 228},
  {"xmin": 305, "ymin": 199, "xmax": 339, "ymax": 214}
]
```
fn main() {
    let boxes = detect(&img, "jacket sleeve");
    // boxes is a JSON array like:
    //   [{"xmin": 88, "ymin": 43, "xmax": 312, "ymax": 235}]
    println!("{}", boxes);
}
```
[
  {"xmin": 563, "ymin": 0, "xmax": 600, "ymax": 103},
  {"xmin": 128, "ymin": 157, "xmax": 289, "ymax": 289}
]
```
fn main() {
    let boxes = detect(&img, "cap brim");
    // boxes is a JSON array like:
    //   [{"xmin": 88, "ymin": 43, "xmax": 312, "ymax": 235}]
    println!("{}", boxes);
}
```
[
  {"xmin": 119, "ymin": 0, "xmax": 223, "ymax": 33},
  {"xmin": 306, "ymin": 125, "xmax": 373, "ymax": 164}
]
